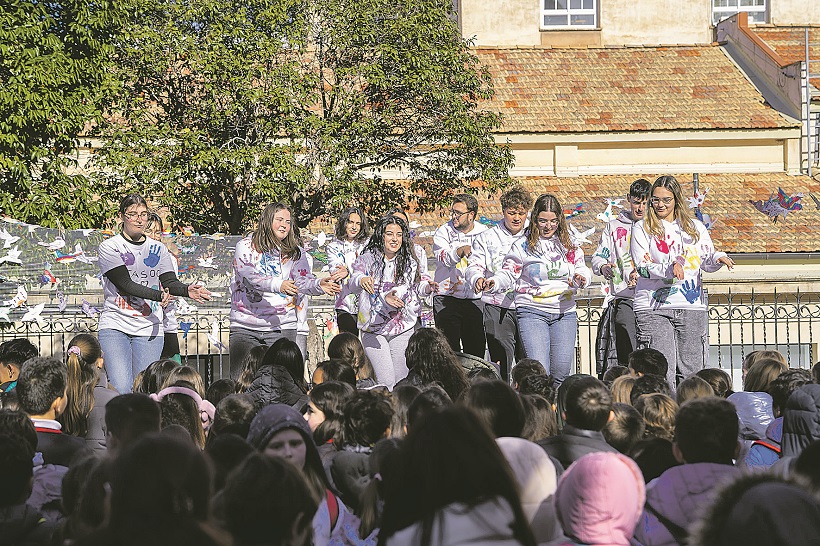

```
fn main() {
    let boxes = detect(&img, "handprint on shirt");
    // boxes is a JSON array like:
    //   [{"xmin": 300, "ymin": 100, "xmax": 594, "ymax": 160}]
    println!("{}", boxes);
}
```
[
  {"xmin": 241, "ymin": 278, "xmax": 263, "ymax": 303},
  {"xmin": 119, "ymin": 248, "xmax": 135, "ymax": 266},
  {"xmin": 650, "ymin": 286, "xmax": 679, "ymax": 306},
  {"xmin": 615, "ymin": 227, "xmax": 628, "ymax": 246},
  {"xmin": 680, "ymin": 280, "xmax": 701, "ymax": 304},
  {"xmin": 143, "ymin": 244, "xmax": 162, "ymax": 267},
  {"xmin": 595, "ymin": 247, "xmax": 610, "ymax": 260},
  {"xmin": 655, "ymin": 235, "xmax": 671, "ymax": 254}
]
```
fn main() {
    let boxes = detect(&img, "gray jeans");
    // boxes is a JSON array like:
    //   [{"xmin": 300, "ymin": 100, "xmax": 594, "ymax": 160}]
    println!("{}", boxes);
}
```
[
  {"xmin": 635, "ymin": 308, "xmax": 709, "ymax": 390},
  {"xmin": 229, "ymin": 326, "xmax": 297, "ymax": 380}
]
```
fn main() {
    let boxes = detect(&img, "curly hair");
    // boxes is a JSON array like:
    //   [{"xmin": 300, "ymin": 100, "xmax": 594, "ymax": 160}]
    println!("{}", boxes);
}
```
[
  {"xmin": 363, "ymin": 215, "xmax": 419, "ymax": 285},
  {"xmin": 405, "ymin": 328, "xmax": 469, "ymax": 401}
]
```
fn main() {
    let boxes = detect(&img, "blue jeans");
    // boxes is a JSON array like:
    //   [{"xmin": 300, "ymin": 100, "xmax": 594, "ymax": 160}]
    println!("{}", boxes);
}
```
[
  {"xmin": 516, "ymin": 307, "xmax": 577, "ymax": 385},
  {"xmin": 99, "ymin": 328, "xmax": 164, "ymax": 394}
]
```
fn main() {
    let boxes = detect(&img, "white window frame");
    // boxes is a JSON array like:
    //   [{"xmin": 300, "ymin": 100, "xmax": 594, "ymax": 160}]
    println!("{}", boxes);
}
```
[
  {"xmin": 712, "ymin": 0, "xmax": 768, "ymax": 25},
  {"xmin": 541, "ymin": 0, "xmax": 597, "ymax": 30}
]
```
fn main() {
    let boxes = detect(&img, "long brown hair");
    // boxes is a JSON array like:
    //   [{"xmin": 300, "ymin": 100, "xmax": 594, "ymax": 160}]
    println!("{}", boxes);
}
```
[
  {"xmin": 60, "ymin": 334, "xmax": 102, "ymax": 437},
  {"xmin": 251, "ymin": 203, "xmax": 301, "ymax": 260},
  {"xmin": 526, "ymin": 194, "xmax": 574, "ymax": 253},
  {"xmin": 644, "ymin": 175, "xmax": 699, "ymax": 241}
]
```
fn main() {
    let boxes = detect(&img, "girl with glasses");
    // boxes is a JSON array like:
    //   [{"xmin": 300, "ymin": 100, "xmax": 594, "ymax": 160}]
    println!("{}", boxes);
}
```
[
  {"xmin": 97, "ymin": 194, "xmax": 211, "ymax": 393},
  {"xmin": 490, "ymin": 194, "xmax": 591, "ymax": 385},
  {"xmin": 631, "ymin": 176, "xmax": 734, "ymax": 390}
]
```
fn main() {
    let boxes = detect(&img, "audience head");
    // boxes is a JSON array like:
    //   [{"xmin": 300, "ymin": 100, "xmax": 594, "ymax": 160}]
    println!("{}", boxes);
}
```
[
  {"xmin": 610, "ymin": 374, "xmax": 637, "ymax": 405},
  {"xmin": 0, "ymin": 408, "xmax": 37, "ymax": 452},
  {"xmin": 467, "ymin": 366, "xmax": 499, "ymax": 384},
  {"xmin": 556, "ymin": 374, "xmax": 587, "ymax": 429},
  {"xmin": 207, "ymin": 394, "xmax": 257, "ymax": 444},
  {"xmin": 390, "ymin": 384, "xmax": 421, "ymax": 439},
  {"xmin": 555, "ymin": 452, "xmax": 646, "ymax": 546},
  {"xmin": 461, "ymin": 380, "xmax": 526, "ymax": 438},
  {"xmin": 16, "ymin": 357, "xmax": 67, "ymax": 419},
  {"xmin": 205, "ymin": 433, "xmax": 254, "ymax": 494},
  {"xmin": 634, "ymin": 393, "xmax": 678, "ymax": 442},
  {"xmin": 813, "ymin": 361, "xmax": 820, "ymax": 384},
  {"xmin": 695, "ymin": 367, "xmax": 734, "ymax": 398},
  {"xmin": 263, "ymin": 338, "xmax": 307, "ymax": 393},
  {"xmin": 405, "ymin": 328, "xmax": 470, "ymax": 401},
  {"xmin": 520, "ymin": 394, "xmax": 558, "ymax": 441},
  {"xmin": 104, "ymin": 393, "xmax": 161, "ymax": 454},
  {"xmin": 604, "ymin": 403, "xmax": 646, "ymax": 454},
  {"xmin": 379, "ymin": 406, "xmax": 535, "ymax": 546},
  {"xmin": 153, "ymin": 383, "xmax": 212, "ymax": 449},
  {"xmin": 312, "ymin": 359, "xmax": 356, "ymax": 389},
  {"xmin": 135, "ymin": 359, "xmax": 178, "ymax": 394},
  {"xmin": 305, "ymin": 381, "xmax": 355, "ymax": 444},
  {"xmin": 59, "ymin": 454, "xmax": 110, "ymax": 541},
  {"xmin": 406, "ymin": 385, "xmax": 453, "ymax": 430},
  {"xmin": 744, "ymin": 358, "xmax": 788, "ymax": 393},
  {"xmin": 690, "ymin": 474, "xmax": 820, "ymax": 546},
  {"xmin": 676, "ymin": 375, "xmax": 715, "ymax": 406},
  {"xmin": 163, "ymin": 365, "xmax": 206, "ymax": 398},
  {"xmin": 742, "ymin": 350, "xmax": 787, "ymax": 381},
  {"xmin": 61, "ymin": 335, "xmax": 102, "ymax": 437},
  {"xmin": 602, "ymin": 365, "xmax": 629, "ymax": 386},
  {"xmin": 518, "ymin": 373, "xmax": 556, "ymax": 405},
  {"xmin": 564, "ymin": 376, "xmax": 613, "ymax": 432},
  {"xmin": 223, "ymin": 452, "xmax": 316, "ymax": 546},
  {"xmin": 327, "ymin": 332, "xmax": 375, "ymax": 382},
  {"xmin": 0, "ymin": 433, "xmax": 35, "ymax": 507},
  {"xmin": 768, "ymin": 369, "xmax": 812, "ymax": 417},
  {"xmin": 629, "ymin": 374, "xmax": 672, "ymax": 406},
  {"xmin": 339, "ymin": 390, "xmax": 393, "ymax": 448},
  {"xmin": 674, "ymin": 397, "xmax": 739, "ymax": 465},
  {"xmin": 628, "ymin": 348, "xmax": 668, "ymax": 378},
  {"xmin": 511, "ymin": 359, "xmax": 546, "ymax": 391},
  {"xmin": 629, "ymin": 437, "xmax": 680, "ymax": 483},
  {"xmin": 235, "ymin": 345, "xmax": 267, "ymax": 393},
  {"xmin": 0, "ymin": 338, "xmax": 38, "ymax": 388},
  {"xmin": 205, "ymin": 379, "xmax": 236, "ymax": 407}
]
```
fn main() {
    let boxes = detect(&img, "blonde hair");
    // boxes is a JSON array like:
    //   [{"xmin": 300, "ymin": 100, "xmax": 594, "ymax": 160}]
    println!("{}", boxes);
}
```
[
  {"xmin": 644, "ymin": 175, "xmax": 699, "ymax": 241},
  {"xmin": 251, "ymin": 203, "xmax": 301, "ymax": 260},
  {"xmin": 744, "ymin": 358, "xmax": 788, "ymax": 393},
  {"xmin": 676, "ymin": 376, "xmax": 715, "ymax": 406},
  {"xmin": 634, "ymin": 393, "xmax": 679, "ymax": 442},
  {"xmin": 742, "ymin": 350, "xmax": 787, "ymax": 373},
  {"xmin": 162, "ymin": 366, "xmax": 206, "ymax": 398},
  {"xmin": 61, "ymin": 334, "xmax": 102, "ymax": 437},
  {"xmin": 610, "ymin": 375, "xmax": 637, "ymax": 405}
]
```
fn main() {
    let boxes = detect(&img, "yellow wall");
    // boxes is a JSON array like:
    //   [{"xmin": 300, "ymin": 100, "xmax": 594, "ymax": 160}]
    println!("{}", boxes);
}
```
[{"xmin": 770, "ymin": 0, "xmax": 820, "ymax": 25}]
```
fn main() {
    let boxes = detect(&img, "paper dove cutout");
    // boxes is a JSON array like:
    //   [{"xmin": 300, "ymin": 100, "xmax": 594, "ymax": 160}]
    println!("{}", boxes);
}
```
[
  {"xmin": 750, "ymin": 190, "xmax": 800, "ymax": 223},
  {"xmin": 409, "ymin": 221, "xmax": 422, "ymax": 229},
  {"xmin": 777, "ymin": 187, "xmax": 803, "ymax": 212},
  {"xmin": 73, "ymin": 243, "xmax": 98, "ymax": 264},
  {"xmin": 602, "ymin": 198, "xmax": 624, "ymax": 209},
  {"xmin": 0, "ymin": 246, "xmax": 22, "ymax": 266},
  {"xmin": 197, "ymin": 256, "xmax": 217, "ymax": 269},
  {"xmin": 39, "ymin": 268, "xmax": 58, "ymax": 288},
  {"xmin": 0, "ymin": 228, "xmax": 20, "ymax": 248},
  {"xmin": 81, "ymin": 299, "xmax": 101, "ymax": 317},
  {"xmin": 180, "ymin": 321, "xmax": 193, "ymax": 339},
  {"xmin": 569, "ymin": 225, "xmax": 596, "ymax": 245},
  {"xmin": 180, "ymin": 245, "xmax": 198, "ymax": 254},
  {"xmin": 695, "ymin": 209, "xmax": 715, "ymax": 230},
  {"xmin": 206, "ymin": 322, "xmax": 227, "ymax": 352},
  {"xmin": 564, "ymin": 203, "xmax": 585, "ymax": 220},
  {"xmin": 417, "ymin": 230, "xmax": 435, "ymax": 237},
  {"xmin": 38, "ymin": 236, "xmax": 66, "ymax": 251},
  {"xmin": 315, "ymin": 231, "xmax": 327, "ymax": 247},
  {"xmin": 21, "ymin": 303, "xmax": 46, "ymax": 326},
  {"xmin": 73, "ymin": 229, "xmax": 95, "ymax": 237},
  {"xmin": 596, "ymin": 205, "xmax": 616, "ymax": 223},
  {"xmin": 56, "ymin": 290, "xmax": 67, "ymax": 312},
  {"xmin": 687, "ymin": 188, "xmax": 709, "ymax": 209},
  {"xmin": 175, "ymin": 298, "xmax": 198, "ymax": 315},
  {"xmin": 0, "ymin": 307, "xmax": 11, "ymax": 322},
  {"xmin": 5, "ymin": 285, "xmax": 27, "ymax": 308}
]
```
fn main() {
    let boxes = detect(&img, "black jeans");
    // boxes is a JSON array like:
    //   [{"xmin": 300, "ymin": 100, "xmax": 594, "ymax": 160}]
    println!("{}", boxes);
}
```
[
  {"xmin": 433, "ymin": 295, "xmax": 486, "ymax": 358},
  {"xmin": 335, "ymin": 310, "xmax": 359, "ymax": 337}
]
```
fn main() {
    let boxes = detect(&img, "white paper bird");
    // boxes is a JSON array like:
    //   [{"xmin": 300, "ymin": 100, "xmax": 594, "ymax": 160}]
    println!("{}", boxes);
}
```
[
  {"xmin": 73, "ymin": 229, "xmax": 95, "ymax": 237},
  {"xmin": 197, "ymin": 256, "xmax": 217, "ymax": 269},
  {"xmin": 81, "ymin": 299, "xmax": 101, "ymax": 317},
  {"xmin": 596, "ymin": 205, "xmax": 616, "ymax": 223},
  {"xmin": 0, "ymin": 246, "xmax": 22, "ymax": 266},
  {"xmin": 38, "ymin": 236, "xmax": 66, "ymax": 251},
  {"xmin": 5, "ymin": 285, "xmax": 27, "ymax": 308},
  {"xmin": 316, "ymin": 231, "xmax": 327, "ymax": 248},
  {"xmin": 0, "ymin": 307, "xmax": 11, "ymax": 322},
  {"xmin": 687, "ymin": 188, "xmax": 710, "ymax": 209},
  {"xmin": 175, "ymin": 298, "xmax": 198, "ymax": 315},
  {"xmin": 203, "ymin": 233, "xmax": 225, "ymax": 240},
  {"xmin": 0, "ymin": 228, "xmax": 20, "ymax": 249},
  {"xmin": 409, "ymin": 221, "xmax": 422, "ymax": 229},
  {"xmin": 21, "ymin": 303, "xmax": 46, "ymax": 326},
  {"xmin": 56, "ymin": 290, "xmax": 67, "ymax": 312},
  {"xmin": 569, "ymin": 225, "xmax": 596, "ymax": 245},
  {"xmin": 73, "ymin": 243, "xmax": 98, "ymax": 264},
  {"xmin": 418, "ymin": 230, "xmax": 435, "ymax": 237},
  {"xmin": 602, "ymin": 198, "xmax": 625, "ymax": 209},
  {"xmin": 206, "ymin": 322, "xmax": 227, "ymax": 352}
]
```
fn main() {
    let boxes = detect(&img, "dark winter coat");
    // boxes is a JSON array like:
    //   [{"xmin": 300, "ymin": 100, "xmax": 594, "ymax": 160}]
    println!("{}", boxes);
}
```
[
  {"xmin": 0, "ymin": 504, "xmax": 56, "ymax": 546},
  {"xmin": 536, "ymin": 424, "xmax": 618, "ymax": 469},
  {"xmin": 781, "ymin": 383, "xmax": 820, "ymax": 457},
  {"xmin": 246, "ymin": 364, "xmax": 308, "ymax": 410}
]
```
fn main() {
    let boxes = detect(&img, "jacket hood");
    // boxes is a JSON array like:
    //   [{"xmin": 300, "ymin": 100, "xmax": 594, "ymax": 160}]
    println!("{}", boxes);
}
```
[
  {"xmin": 555, "ymin": 452, "xmax": 645, "ymax": 546},
  {"xmin": 246, "ymin": 403, "xmax": 313, "ymax": 451},
  {"xmin": 496, "ymin": 437, "xmax": 560, "ymax": 543},
  {"xmin": 689, "ymin": 473, "xmax": 820, "ymax": 546},
  {"xmin": 782, "ymin": 384, "xmax": 820, "ymax": 457},
  {"xmin": 727, "ymin": 391, "xmax": 774, "ymax": 440}
]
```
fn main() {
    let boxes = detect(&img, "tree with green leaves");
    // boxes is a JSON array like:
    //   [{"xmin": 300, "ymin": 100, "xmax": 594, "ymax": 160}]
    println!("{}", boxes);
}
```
[
  {"xmin": 98, "ymin": 0, "xmax": 513, "ymax": 233},
  {"xmin": 0, "ymin": 0, "xmax": 122, "ymax": 228}
]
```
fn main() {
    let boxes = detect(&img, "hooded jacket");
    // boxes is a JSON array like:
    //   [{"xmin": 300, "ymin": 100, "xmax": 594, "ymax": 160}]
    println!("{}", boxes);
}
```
[
  {"xmin": 246, "ymin": 365, "xmax": 307, "ymax": 411},
  {"xmin": 496, "ymin": 437, "xmax": 560, "ymax": 544},
  {"xmin": 537, "ymin": 425, "xmax": 618, "ymax": 469},
  {"xmin": 633, "ymin": 463, "xmax": 739, "ymax": 546},
  {"xmin": 781, "ymin": 383, "xmax": 820, "ymax": 458},
  {"xmin": 550, "ymin": 452, "xmax": 645, "ymax": 546},
  {"xmin": 728, "ymin": 391, "xmax": 774, "ymax": 464},
  {"xmin": 744, "ymin": 417, "xmax": 782, "ymax": 469}
]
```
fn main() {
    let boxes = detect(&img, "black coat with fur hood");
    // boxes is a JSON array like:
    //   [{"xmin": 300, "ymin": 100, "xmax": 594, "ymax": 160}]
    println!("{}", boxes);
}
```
[{"xmin": 246, "ymin": 364, "xmax": 307, "ymax": 411}]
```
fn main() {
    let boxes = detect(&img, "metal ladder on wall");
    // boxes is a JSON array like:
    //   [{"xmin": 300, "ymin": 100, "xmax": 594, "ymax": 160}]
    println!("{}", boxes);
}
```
[{"xmin": 805, "ymin": 28, "xmax": 820, "ymax": 177}]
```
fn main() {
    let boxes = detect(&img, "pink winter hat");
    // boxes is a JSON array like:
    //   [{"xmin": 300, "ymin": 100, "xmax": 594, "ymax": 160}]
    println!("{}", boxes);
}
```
[{"xmin": 554, "ymin": 451, "xmax": 646, "ymax": 546}]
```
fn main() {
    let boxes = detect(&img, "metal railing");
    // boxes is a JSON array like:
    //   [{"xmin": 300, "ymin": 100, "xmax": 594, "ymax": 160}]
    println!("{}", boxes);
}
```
[{"xmin": 3, "ymin": 288, "xmax": 818, "ymax": 388}]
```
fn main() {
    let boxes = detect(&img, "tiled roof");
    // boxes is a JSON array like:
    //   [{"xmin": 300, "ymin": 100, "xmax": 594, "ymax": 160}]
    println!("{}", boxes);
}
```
[
  {"xmin": 398, "ymin": 173, "xmax": 820, "ymax": 255},
  {"xmin": 474, "ymin": 46, "xmax": 796, "ymax": 133},
  {"xmin": 751, "ymin": 26, "xmax": 820, "ymax": 90}
]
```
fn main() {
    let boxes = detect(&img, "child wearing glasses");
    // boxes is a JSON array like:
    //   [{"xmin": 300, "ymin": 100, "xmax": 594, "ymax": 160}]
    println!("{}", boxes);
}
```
[
  {"xmin": 490, "ymin": 194, "xmax": 591, "ymax": 385},
  {"xmin": 630, "ymin": 176, "xmax": 733, "ymax": 391},
  {"xmin": 97, "ymin": 194, "xmax": 212, "ymax": 393}
]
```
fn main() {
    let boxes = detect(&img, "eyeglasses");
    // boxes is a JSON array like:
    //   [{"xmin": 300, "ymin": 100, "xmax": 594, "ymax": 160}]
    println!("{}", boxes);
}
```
[
  {"xmin": 537, "ymin": 218, "xmax": 560, "ymax": 226},
  {"xmin": 124, "ymin": 211, "xmax": 149, "ymax": 220},
  {"xmin": 650, "ymin": 197, "xmax": 674, "ymax": 206},
  {"xmin": 450, "ymin": 209, "xmax": 471, "ymax": 218}
]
